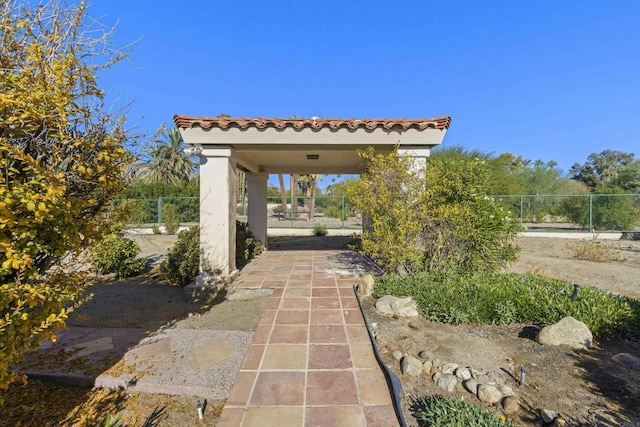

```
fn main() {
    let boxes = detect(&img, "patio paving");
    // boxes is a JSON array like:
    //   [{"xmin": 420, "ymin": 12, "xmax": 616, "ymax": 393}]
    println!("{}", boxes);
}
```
[{"xmin": 216, "ymin": 248, "xmax": 398, "ymax": 427}]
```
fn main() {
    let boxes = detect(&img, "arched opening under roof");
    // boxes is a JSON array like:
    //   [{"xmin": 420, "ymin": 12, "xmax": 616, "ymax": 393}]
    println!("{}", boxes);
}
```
[{"xmin": 174, "ymin": 115, "xmax": 451, "ymax": 284}]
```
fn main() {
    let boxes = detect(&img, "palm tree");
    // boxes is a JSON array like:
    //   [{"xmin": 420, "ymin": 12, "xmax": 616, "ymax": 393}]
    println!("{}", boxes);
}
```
[
  {"xmin": 278, "ymin": 173, "xmax": 288, "ymax": 220},
  {"xmin": 299, "ymin": 174, "xmax": 321, "ymax": 220},
  {"xmin": 138, "ymin": 127, "xmax": 196, "ymax": 185}
]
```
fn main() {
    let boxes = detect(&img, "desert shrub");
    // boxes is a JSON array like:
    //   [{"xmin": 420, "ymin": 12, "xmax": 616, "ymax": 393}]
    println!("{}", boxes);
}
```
[
  {"xmin": 374, "ymin": 272, "xmax": 640, "ymax": 339},
  {"xmin": 411, "ymin": 396, "xmax": 512, "ymax": 427},
  {"xmin": 312, "ymin": 224, "xmax": 328, "ymax": 236},
  {"xmin": 566, "ymin": 240, "xmax": 618, "ymax": 262},
  {"xmin": 561, "ymin": 188, "xmax": 640, "ymax": 231},
  {"xmin": 347, "ymin": 147, "xmax": 522, "ymax": 276},
  {"xmin": 161, "ymin": 227, "xmax": 199, "ymax": 286},
  {"xmin": 92, "ymin": 234, "xmax": 147, "ymax": 279},
  {"xmin": 322, "ymin": 206, "xmax": 343, "ymax": 219},
  {"xmin": 161, "ymin": 203, "xmax": 181, "ymax": 234},
  {"xmin": 236, "ymin": 221, "xmax": 264, "ymax": 269}
]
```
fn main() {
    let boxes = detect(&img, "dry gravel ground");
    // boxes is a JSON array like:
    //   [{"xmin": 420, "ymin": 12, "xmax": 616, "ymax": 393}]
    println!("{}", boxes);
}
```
[
  {"xmin": 2, "ymin": 234, "xmax": 640, "ymax": 426},
  {"xmin": 364, "ymin": 235, "xmax": 640, "ymax": 426}
]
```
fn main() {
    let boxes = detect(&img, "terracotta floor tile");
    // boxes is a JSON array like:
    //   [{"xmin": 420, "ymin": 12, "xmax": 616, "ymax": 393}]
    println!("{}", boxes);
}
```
[
  {"xmin": 266, "ymin": 297, "xmax": 281, "ymax": 309},
  {"xmin": 269, "ymin": 324, "xmax": 308, "ymax": 344},
  {"xmin": 363, "ymin": 405, "xmax": 399, "ymax": 427},
  {"xmin": 259, "ymin": 309, "xmax": 277, "ymax": 325},
  {"xmin": 262, "ymin": 344, "xmax": 307, "ymax": 370},
  {"xmin": 284, "ymin": 287, "xmax": 312, "ymax": 297},
  {"xmin": 339, "ymin": 287, "xmax": 356, "ymax": 297},
  {"xmin": 215, "ymin": 407, "xmax": 245, "ymax": 426},
  {"xmin": 356, "ymin": 369, "xmax": 393, "ymax": 405},
  {"xmin": 263, "ymin": 280, "xmax": 288, "ymax": 288},
  {"xmin": 311, "ymin": 278, "xmax": 337, "ymax": 287},
  {"xmin": 310, "ymin": 309, "xmax": 344, "ymax": 325},
  {"xmin": 276, "ymin": 310, "xmax": 310, "ymax": 325},
  {"xmin": 243, "ymin": 406, "xmax": 304, "ymax": 427},
  {"xmin": 311, "ymin": 297, "xmax": 341, "ymax": 310},
  {"xmin": 309, "ymin": 344, "xmax": 352, "ymax": 369},
  {"xmin": 309, "ymin": 324, "xmax": 347, "ymax": 344},
  {"xmin": 251, "ymin": 371, "xmax": 305, "ymax": 405},
  {"xmin": 350, "ymin": 343, "xmax": 379, "ymax": 369},
  {"xmin": 312, "ymin": 287, "xmax": 339, "ymax": 298},
  {"xmin": 252, "ymin": 325, "xmax": 272, "ymax": 344},
  {"xmin": 287, "ymin": 279, "xmax": 312, "ymax": 287},
  {"xmin": 340, "ymin": 297, "xmax": 360, "ymax": 309},
  {"xmin": 346, "ymin": 324, "xmax": 371, "ymax": 343},
  {"xmin": 305, "ymin": 406, "xmax": 365, "ymax": 427},
  {"xmin": 307, "ymin": 370, "xmax": 359, "ymax": 405},
  {"xmin": 281, "ymin": 297, "xmax": 311, "ymax": 310},
  {"xmin": 343, "ymin": 309, "xmax": 365, "ymax": 325},
  {"xmin": 240, "ymin": 345, "xmax": 265, "ymax": 370},
  {"xmin": 225, "ymin": 371, "xmax": 256, "ymax": 406}
]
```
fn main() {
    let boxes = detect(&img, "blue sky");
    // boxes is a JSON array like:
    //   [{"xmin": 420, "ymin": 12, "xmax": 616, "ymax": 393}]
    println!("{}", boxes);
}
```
[{"xmin": 90, "ymin": 1, "xmax": 640, "ymax": 188}]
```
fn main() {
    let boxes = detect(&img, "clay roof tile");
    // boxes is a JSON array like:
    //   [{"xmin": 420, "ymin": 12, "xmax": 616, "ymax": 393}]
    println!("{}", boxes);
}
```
[{"xmin": 173, "ymin": 115, "xmax": 451, "ymax": 132}]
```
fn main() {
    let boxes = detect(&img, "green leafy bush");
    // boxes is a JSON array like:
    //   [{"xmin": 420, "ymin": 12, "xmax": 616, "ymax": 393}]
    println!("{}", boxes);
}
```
[
  {"xmin": 236, "ymin": 221, "xmax": 264, "ymax": 269},
  {"xmin": 312, "ymin": 224, "xmax": 328, "ymax": 236},
  {"xmin": 411, "ymin": 396, "xmax": 512, "ymax": 427},
  {"xmin": 322, "ymin": 206, "xmax": 343, "ymax": 219},
  {"xmin": 375, "ymin": 271, "xmax": 640, "ymax": 339},
  {"xmin": 92, "ymin": 234, "xmax": 147, "ymax": 279},
  {"xmin": 161, "ymin": 203, "xmax": 181, "ymax": 234},
  {"xmin": 347, "ymin": 147, "xmax": 522, "ymax": 276},
  {"xmin": 161, "ymin": 227, "xmax": 199, "ymax": 286}
]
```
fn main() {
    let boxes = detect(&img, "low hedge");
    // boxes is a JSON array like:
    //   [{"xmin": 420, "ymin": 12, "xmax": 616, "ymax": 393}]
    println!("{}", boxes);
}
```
[{"xmin": 374, "ymin": 271, "xmax": 640, "ymax": 339}]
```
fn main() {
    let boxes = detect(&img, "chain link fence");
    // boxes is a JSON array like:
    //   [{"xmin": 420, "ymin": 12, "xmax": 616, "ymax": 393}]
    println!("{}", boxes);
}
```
[{"xmin": 113, "ymin": 194, "xmax": 640, "ymax": 233}]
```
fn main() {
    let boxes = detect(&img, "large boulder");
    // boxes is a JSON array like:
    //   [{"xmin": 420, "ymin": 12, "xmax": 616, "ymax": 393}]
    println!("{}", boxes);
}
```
[
  {"xmin": 375, "ymin": 295, "xmax": 419, "ymax": 318},
  {"xmin": 536, "ymin": 317, "xmax": 593, "ymax": 350}
]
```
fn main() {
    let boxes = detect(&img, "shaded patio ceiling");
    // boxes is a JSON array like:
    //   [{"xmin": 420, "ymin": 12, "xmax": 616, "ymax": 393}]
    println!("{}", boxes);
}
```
[{"xmin": 174, "ymin": 115, "xmax": 451, "ymax": 174}]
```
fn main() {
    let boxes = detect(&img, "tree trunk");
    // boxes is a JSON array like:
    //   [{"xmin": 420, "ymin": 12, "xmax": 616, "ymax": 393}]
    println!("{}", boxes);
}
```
[{"xmin": 278, "ymin": 173, "xmax": 288, "ymax": 220}]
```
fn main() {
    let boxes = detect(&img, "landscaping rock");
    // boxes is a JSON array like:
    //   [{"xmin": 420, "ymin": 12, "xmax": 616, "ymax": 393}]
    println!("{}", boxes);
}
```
[
  {"xmin": 375, "ymin": 295, "xmax": 419, "ymax": 318},
  {"xmin": 612, "ymin": 353, "xmax": 640, "ymax": 370},
  {"xmin": 400, "ymin": 355, "xmax": 423, "ymax": 377},
  {"xmin": 536, "ymin": 317, "xmax": 593, "ymax": 350},
  {"xmin": 501, "ymin": 395, "xmax": 520, "ymax": 414},
  {"xmin": 392, "ymin": 350, "xmax": 403, "ymax": 361},
  {"xmin": 433, "ymin": 373, "xmax": 457, "ymax": 392},
  {"xmin": 441, "ymin": 363, "xmax": 459, "ymax": 375},
  {"xmin": 540, "ymin": 408, "xmax": 559, "ymax": 423},
  {"xmin": 422, "ymin": 359, "xmax": 433, "ymax": 375},
  {"xmin": 477, "ymin": 383, "xmax": 502, "ymax": 404},
  {"xmin": 418, "ymin": 350, "xmax": 434, "ymax": 360},
  {"xmin": 552, "ymin": 417, "xmax": 567, "ymax": 427},
  {"xmin": 463, "ymin": 378, "xmax": 479, "ymax": 395},
  {"xmin": 500, "ymin": 385, "xmax": 514, "ymax": 396},
  {"xmin": 357, "ymin": 274, "xmax": 375, "ymax": 297},
  {"xmin": 455, "ymin": 367, "xmax": 472, "ymax": 380}
]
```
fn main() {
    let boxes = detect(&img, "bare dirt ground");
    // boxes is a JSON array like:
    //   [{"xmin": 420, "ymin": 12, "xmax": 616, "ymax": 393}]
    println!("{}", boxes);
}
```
[
  {"xmin": 363, "ymin": 235, "xmax": 640, "ymax": 426},
  {"xmin": 2, "ymin": 235, "xmax": 640, "ymax": 426}
]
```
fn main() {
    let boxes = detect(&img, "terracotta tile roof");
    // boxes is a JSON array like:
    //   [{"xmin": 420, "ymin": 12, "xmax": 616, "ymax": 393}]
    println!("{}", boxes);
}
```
[{"xmin": 173, "ymin": 115, "xmax": 451, "ymax": 131}]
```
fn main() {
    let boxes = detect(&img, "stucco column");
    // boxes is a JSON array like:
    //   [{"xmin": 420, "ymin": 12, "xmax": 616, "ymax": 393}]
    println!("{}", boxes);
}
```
[
  {"xmin": 197, "ymin": 147, "xmax": 237, "ymax": 283},
  {"xmin": 398, "ymin": 146, "xmax": 431, "ymax": 174},
  {"xmin": 246, "ymin": 172, "xmax": 268, "ymax": 245}
]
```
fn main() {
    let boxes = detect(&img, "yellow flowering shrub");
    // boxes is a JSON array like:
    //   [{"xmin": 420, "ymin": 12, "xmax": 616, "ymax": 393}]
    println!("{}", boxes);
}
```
[{"xmin": 0, "ymin": 0, "xmax": 132, "ymax": 391}]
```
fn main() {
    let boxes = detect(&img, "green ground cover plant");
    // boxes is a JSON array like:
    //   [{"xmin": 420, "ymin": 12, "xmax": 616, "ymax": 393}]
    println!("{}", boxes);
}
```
[
  {"xmin": 374, "ymin": 272, "xmax": 640, "ymax": 339},
  {"xmin": 410, "ymin": 396, "xmax": 512, "ymax": 427}
]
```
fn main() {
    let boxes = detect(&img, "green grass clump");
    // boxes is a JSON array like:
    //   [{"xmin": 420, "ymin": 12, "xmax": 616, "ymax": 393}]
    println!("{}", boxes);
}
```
[
  {"xmin": 411, "ymin": 396, "xmax": 512, "ymax": 427},
  {"xmin": 374, "ymin": 271, "xmax": 640, "ymax": 339}
]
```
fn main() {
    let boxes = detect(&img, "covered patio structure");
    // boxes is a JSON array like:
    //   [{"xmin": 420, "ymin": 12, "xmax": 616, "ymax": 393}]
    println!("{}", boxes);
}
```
[{"xmin": 174, "ymin": 115, "xmax": 451, "ymax": 283}]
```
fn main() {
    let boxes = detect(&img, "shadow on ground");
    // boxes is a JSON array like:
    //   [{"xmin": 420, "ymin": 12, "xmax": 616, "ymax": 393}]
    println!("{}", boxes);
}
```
[{"xmin": 267, "ymin": 235, "xmax": 356, "ymax": 251}]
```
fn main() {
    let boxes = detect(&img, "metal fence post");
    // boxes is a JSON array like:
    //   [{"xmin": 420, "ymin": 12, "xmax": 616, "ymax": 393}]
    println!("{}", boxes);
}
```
[
  {"xmin": 158, "ymin": 197, "xmax": 162, "ymax": 225},
  {"xmin": 589, "ymin": 194, "xmax": 593, "ymax": 232}
]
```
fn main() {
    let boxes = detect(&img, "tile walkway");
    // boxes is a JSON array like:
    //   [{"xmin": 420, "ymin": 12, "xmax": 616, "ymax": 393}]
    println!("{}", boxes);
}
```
[{"xmin": 216, "ymin": 249, "xmax": 398, "ymax": 426}]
